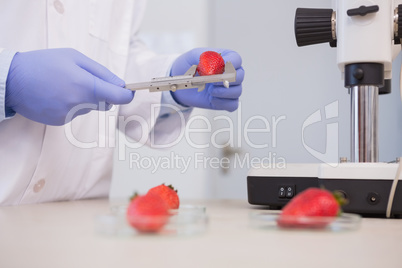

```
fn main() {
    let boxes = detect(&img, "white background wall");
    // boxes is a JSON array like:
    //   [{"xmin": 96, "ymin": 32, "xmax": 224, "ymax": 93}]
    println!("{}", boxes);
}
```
[{"xmin": 110, "ymin": 0, "xmax": 402, "ymax": 202}]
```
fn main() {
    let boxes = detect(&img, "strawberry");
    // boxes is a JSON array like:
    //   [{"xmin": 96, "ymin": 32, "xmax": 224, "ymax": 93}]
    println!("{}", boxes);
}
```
[
  {"xmin": 126, "ymin": 193, "xmax": 169, "ymax": 233},
  {"xmin": 147, "ymin": 184, "xmax": 180, "ymax": 210},
  {"xmin": 196, "ymin": 51, "xmax": 225, "ymax": 76},
  {"xmin": 277, "ymin": 188, "xmax": 345, "ymax": 229}
]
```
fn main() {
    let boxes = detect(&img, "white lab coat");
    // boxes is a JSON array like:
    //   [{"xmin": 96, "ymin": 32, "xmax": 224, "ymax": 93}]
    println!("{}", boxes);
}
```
[{"xmin": 0, "ymin": 0, "xmax": 189, "ymax": 205}]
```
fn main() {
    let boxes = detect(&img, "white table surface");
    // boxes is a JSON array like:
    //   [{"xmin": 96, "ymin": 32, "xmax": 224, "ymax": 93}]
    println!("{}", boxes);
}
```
[{"xmin": 1, "ymin": 199, "xmax": 401, "ymax": 268}]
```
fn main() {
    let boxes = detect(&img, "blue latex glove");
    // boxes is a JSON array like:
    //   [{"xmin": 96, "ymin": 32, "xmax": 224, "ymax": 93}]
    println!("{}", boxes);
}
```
[
  {"xmin": 5, "ymin": 48, "xmax": 134, "ymax": 126},
  {"xmin": 170, "ymin": 48, "xmax": 244, "ymax": 112}
]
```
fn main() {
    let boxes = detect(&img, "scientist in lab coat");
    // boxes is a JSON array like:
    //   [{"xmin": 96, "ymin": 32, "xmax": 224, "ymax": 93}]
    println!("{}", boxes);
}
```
[{"xmin": 0, "ymin": 0, "xmax": 244, "ymax": 206}]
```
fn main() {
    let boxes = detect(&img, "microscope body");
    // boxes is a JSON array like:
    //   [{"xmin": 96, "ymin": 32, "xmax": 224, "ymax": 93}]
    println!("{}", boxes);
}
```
[
  {"xmin": 295, "ymin": 0, "xmax": 402, "ymax": 162},
  {"xmin": 337, "ymin": 0, "xmax": 402, "ymax": 162},
  {"xmin": 246, "ymin": 0, "xmax": 402, "ymax": 217},
  {"xmin": 336, "ymin": 0, "xmax": 398, "ymax": 80}
]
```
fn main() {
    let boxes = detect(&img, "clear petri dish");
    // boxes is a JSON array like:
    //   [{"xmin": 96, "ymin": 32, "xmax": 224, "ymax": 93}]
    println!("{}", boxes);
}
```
[
  {"xmin": 95, "ymin": 204, "xmax": 208, "ymax": 237},
  {"xmin": 109, "ymin": 204, "xmax": 128, "ymax": 215},
  {"xmin": 168, "ymin": 204, "xmax": 206, "ymax": 216},
  {"xmin": 249, "ymin": 210, "xmax": 361, "ymax": 232},
  {"xmin": 110, "ymin": 204, "xmax": 206, "ymax": 216},
  {"xmin": 95, "ymin": 213, "xmax": 134, "ymax": 237}
]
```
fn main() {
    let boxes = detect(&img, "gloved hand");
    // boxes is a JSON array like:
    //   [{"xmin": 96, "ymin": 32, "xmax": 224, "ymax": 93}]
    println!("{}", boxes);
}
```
[
  {"xmin": 170, "ymin": 48, "xmax": 244, "ymax": 112},
  {"xmin": 5, "ymin": 48, "xmax": 134, "ymax": 126}
]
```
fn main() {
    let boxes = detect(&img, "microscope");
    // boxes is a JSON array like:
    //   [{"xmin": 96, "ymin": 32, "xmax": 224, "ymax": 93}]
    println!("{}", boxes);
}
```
[{"xmin": 247, "ymin": 0, "xmax": 402, "ymax": 217}]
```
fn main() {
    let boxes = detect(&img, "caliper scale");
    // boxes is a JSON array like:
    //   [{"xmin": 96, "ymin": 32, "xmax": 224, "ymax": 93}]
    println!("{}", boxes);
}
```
[{"xmin": 125, "ymin": 62, "xmax": 236, "ymax": 93}]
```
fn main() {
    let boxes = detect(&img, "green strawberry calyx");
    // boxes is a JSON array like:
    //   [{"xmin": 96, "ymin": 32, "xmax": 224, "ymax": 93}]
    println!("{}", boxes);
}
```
[
  {"xmin": 333, "ymin": 190, "xmax": 349, "ymax": 216},
  {"xmin": 165, "ymin": 183, "xmax": 178, "ymax": 193},
  {"xmin": 129, "ymin": 192, "xmax": 139, "ymax": 201},
  {"xmin": 333, "ymin": 191, "xmax": 348, "ymax": 206}
]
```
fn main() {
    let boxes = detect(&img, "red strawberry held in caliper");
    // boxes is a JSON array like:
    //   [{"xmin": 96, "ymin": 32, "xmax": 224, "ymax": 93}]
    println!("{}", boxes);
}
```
[{"xmin": 196, "ymin": 51, "xmax": 225, "ymax": 76}]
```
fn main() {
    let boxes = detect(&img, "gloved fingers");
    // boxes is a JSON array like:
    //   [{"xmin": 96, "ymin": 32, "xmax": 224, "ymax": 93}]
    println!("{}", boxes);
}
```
[
  {"xmin": 210, "ymin": 96, "xmax": 239, "ymax": 112},
  {"xmin": 75, "ymin": 52, "xmax": 125, "ymax": 87},
  {"xmin": 71, "ymin": 107, "xmax": 93, "ymax": 118},
  {"xmin": 186, "ymin": 48, "xmax": 209, "ymax": 65},
  {"xmin": 97, "ymin": 102, "xmax": 114, "ymax": 111},
  {"xmin": 62, "ymin": 102, "xmax": 112, "ymax": 126},
  {"xmin": 210, "ymin": 84, "xmax": 242, "ymax": 99},
  {"xmin": 93, "ymin": 76, "xmax": 134, "ymax": 105},
  {"xmin": 212, "ymin": 67, "xmax": 245, "ymax": 87},
  {"xmin": 219, "ymin": 50, "xmax": 243, "ymax": 70}
]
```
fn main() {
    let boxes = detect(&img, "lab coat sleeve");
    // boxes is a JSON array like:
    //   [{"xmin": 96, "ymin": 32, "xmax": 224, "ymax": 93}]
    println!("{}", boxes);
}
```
[
  {"xmin": 0, "ymin": 48, "xmax": 16, "ymax": 122},
  {"xmin": 118, "ymin": 37, "xmax": 193, "ymax": 148}
]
